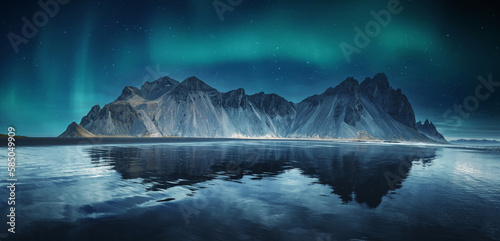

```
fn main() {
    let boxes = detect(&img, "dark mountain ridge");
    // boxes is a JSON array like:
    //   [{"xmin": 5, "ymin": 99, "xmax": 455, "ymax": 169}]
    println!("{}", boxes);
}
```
[{"xmin": 60, "ymin": 73, "xmax": 445, "ymax": 142}]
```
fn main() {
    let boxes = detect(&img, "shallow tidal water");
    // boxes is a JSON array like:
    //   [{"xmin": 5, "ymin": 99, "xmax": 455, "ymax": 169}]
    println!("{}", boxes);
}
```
[{"xmin": 1, "ymin": 139, "xmax": 499, "ymax": 241}]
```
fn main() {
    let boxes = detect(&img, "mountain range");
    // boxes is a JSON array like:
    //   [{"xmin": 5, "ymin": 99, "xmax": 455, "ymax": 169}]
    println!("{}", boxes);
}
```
[
  {"xmin": 60, "ymin": 73, "xmax": 445, "ymax": 142},
  {"xmin": 450, "ymin": 139, "xmax": 500, "ymax": 146}
]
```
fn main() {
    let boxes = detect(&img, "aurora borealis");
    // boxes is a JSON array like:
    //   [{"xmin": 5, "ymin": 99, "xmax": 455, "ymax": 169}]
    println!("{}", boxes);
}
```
[{"xmin": 1, "ymin": 0, "xmax": 499, "ymax": 139}]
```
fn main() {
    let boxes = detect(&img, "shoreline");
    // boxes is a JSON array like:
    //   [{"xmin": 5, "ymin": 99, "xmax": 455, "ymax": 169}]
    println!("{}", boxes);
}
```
[
  {"xmin": 1, "ymin": 137, "xmax": 498, "ymax": 153},
  {"xmin": 0, "ymin": 135, "xmax": 444, "ymax": 146}
]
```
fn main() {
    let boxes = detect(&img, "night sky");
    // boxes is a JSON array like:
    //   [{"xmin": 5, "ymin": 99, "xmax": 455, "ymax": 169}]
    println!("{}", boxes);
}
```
[{"xmin": 1, "ymin": 0, "xmax": 499, "ymax": 139}]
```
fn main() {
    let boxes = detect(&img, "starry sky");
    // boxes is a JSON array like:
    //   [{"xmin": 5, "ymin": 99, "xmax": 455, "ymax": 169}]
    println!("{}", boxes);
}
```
[{"xmin": 1, "ymin": 0, "xmax": 499, "ymax": 139}]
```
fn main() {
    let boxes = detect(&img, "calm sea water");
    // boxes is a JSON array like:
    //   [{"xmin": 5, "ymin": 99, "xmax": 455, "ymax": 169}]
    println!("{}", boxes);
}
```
[{"xmin": 1, "ymin": 139, "xmax": 499, "ymax": 241}]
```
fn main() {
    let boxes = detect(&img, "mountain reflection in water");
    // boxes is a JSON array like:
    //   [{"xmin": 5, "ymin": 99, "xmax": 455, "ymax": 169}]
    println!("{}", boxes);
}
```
[{"xmin": 87, "ymin": 141, "xmax": 436, "ymax": 208}]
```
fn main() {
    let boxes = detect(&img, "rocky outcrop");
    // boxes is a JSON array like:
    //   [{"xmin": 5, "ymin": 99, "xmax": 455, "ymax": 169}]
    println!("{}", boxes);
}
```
[
  {"xmin": 58, "ymin": 122, "xmax": 96, "ymax": 137},
  {"xmin": 416, "ymin": 119, "xmax": 447, "ymax": 143}
]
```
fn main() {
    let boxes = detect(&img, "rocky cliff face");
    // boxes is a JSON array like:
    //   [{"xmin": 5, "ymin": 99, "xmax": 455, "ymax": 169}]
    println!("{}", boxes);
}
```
[
  {"xmin": 359, "ymin": 73, "xmax": 416, "ymax": 128},
  {"xmin": 116, "ymin": 77, "xmax": 180, "ymax": 101},
  {"xmin": 288, "ymin": 74, "xmax": 424, "ymax": 140},
  {"xmin": 60, "ymin": 73, "xmax": 444, "ymax": 142}
]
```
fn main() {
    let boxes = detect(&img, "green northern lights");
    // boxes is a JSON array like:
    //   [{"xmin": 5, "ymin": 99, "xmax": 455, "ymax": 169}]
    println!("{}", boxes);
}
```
[{"xmin": 0, "ymin": 0, "xmax": 499, "ymax": 139}]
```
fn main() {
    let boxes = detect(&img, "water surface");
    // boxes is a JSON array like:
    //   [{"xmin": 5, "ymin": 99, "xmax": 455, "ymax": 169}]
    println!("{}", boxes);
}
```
[{"xmin": 1, "ymin": 140, "xmax": 499, "ymax": 240}]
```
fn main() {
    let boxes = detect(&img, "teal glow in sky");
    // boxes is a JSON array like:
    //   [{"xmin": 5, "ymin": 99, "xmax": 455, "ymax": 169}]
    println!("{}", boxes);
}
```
[{"xmin": 0, "ymin": 0, "xmax": 499, "ymax": 139}]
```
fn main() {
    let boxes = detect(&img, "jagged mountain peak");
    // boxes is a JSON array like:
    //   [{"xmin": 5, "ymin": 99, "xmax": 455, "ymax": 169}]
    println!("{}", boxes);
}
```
[
  {"xmin": 182, "ymin": 76, "xmax": 207, "ymax": 85},
  {"xmin": 248, "ymin": 91, "xmax": 295, "ymax": 116},
  {"xmin": 373, "ymin": 72, "xmax": 388, "ymax": 80},
  {"xmin": 87, "ymin": 104, "xmax": 100, "ymax": 113},
  {"xmin": 116, "ymin": 86, "xmax": 140, "ymax": 101},
  {"xmin": 337, "ymin": 77, "xmax": 359, "ymax": 93},
  {"xmin": 367, "ymin": 72, "xmax": 389, "ymax": 84},
  {"xmin": 341, "ymin": 76, "xmax": 359, "ymax": 86},
  {"xmin": 250, "ymin": 91, "xmax": 281, "ymax": 98},
  {"xmin": 302, "ymin": 77, "xmax": 360, "ymax": 105},
  {"xmin": 252, "ymin": 91, "xmax": 266, "ymax": 96},
  {"xmin": 418, "ymin": 119, "xmax": 436, "ymax": 129},
  {"xmin": 140, "ymin": 77, "xmax": 179, "ymax": 94},
  {"xmin": 225, "ymin": 88, "xmax": 245, "ymax": 95},
  {"xmin": 117, "ymin": 76, "xmax": 180, "ymax": 101},
  {"xmin": 316, "ymin": 77, "xmax": 360, "ymax": 99},
  {"xmin": 80, "ymin": 105, "xmax": 101, "ymax": 126},
  {"xmin": 416, "ymin": 119, "xmax": 446, "ymax": 143},
  {"xmin": 221, "ymin": 88, "xmax": 248, "ymax": 109},
  {"xmin": 138, "ymin": 76, "xmax": 180, "ymax": 100},
  {"xmin": 359, "ymin": 73, "xmax": 416, "ymax": 128},
  {"xmin": 176, "ymin": 76, "xmax": 217, "ymax": 92},
  {"xmin": 360, "ymin": 72, "xmax": 390, "ymax": 92},
  {"xmin": 141, "ymin": 76, "xmax": 179, "ymax": 89}
]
